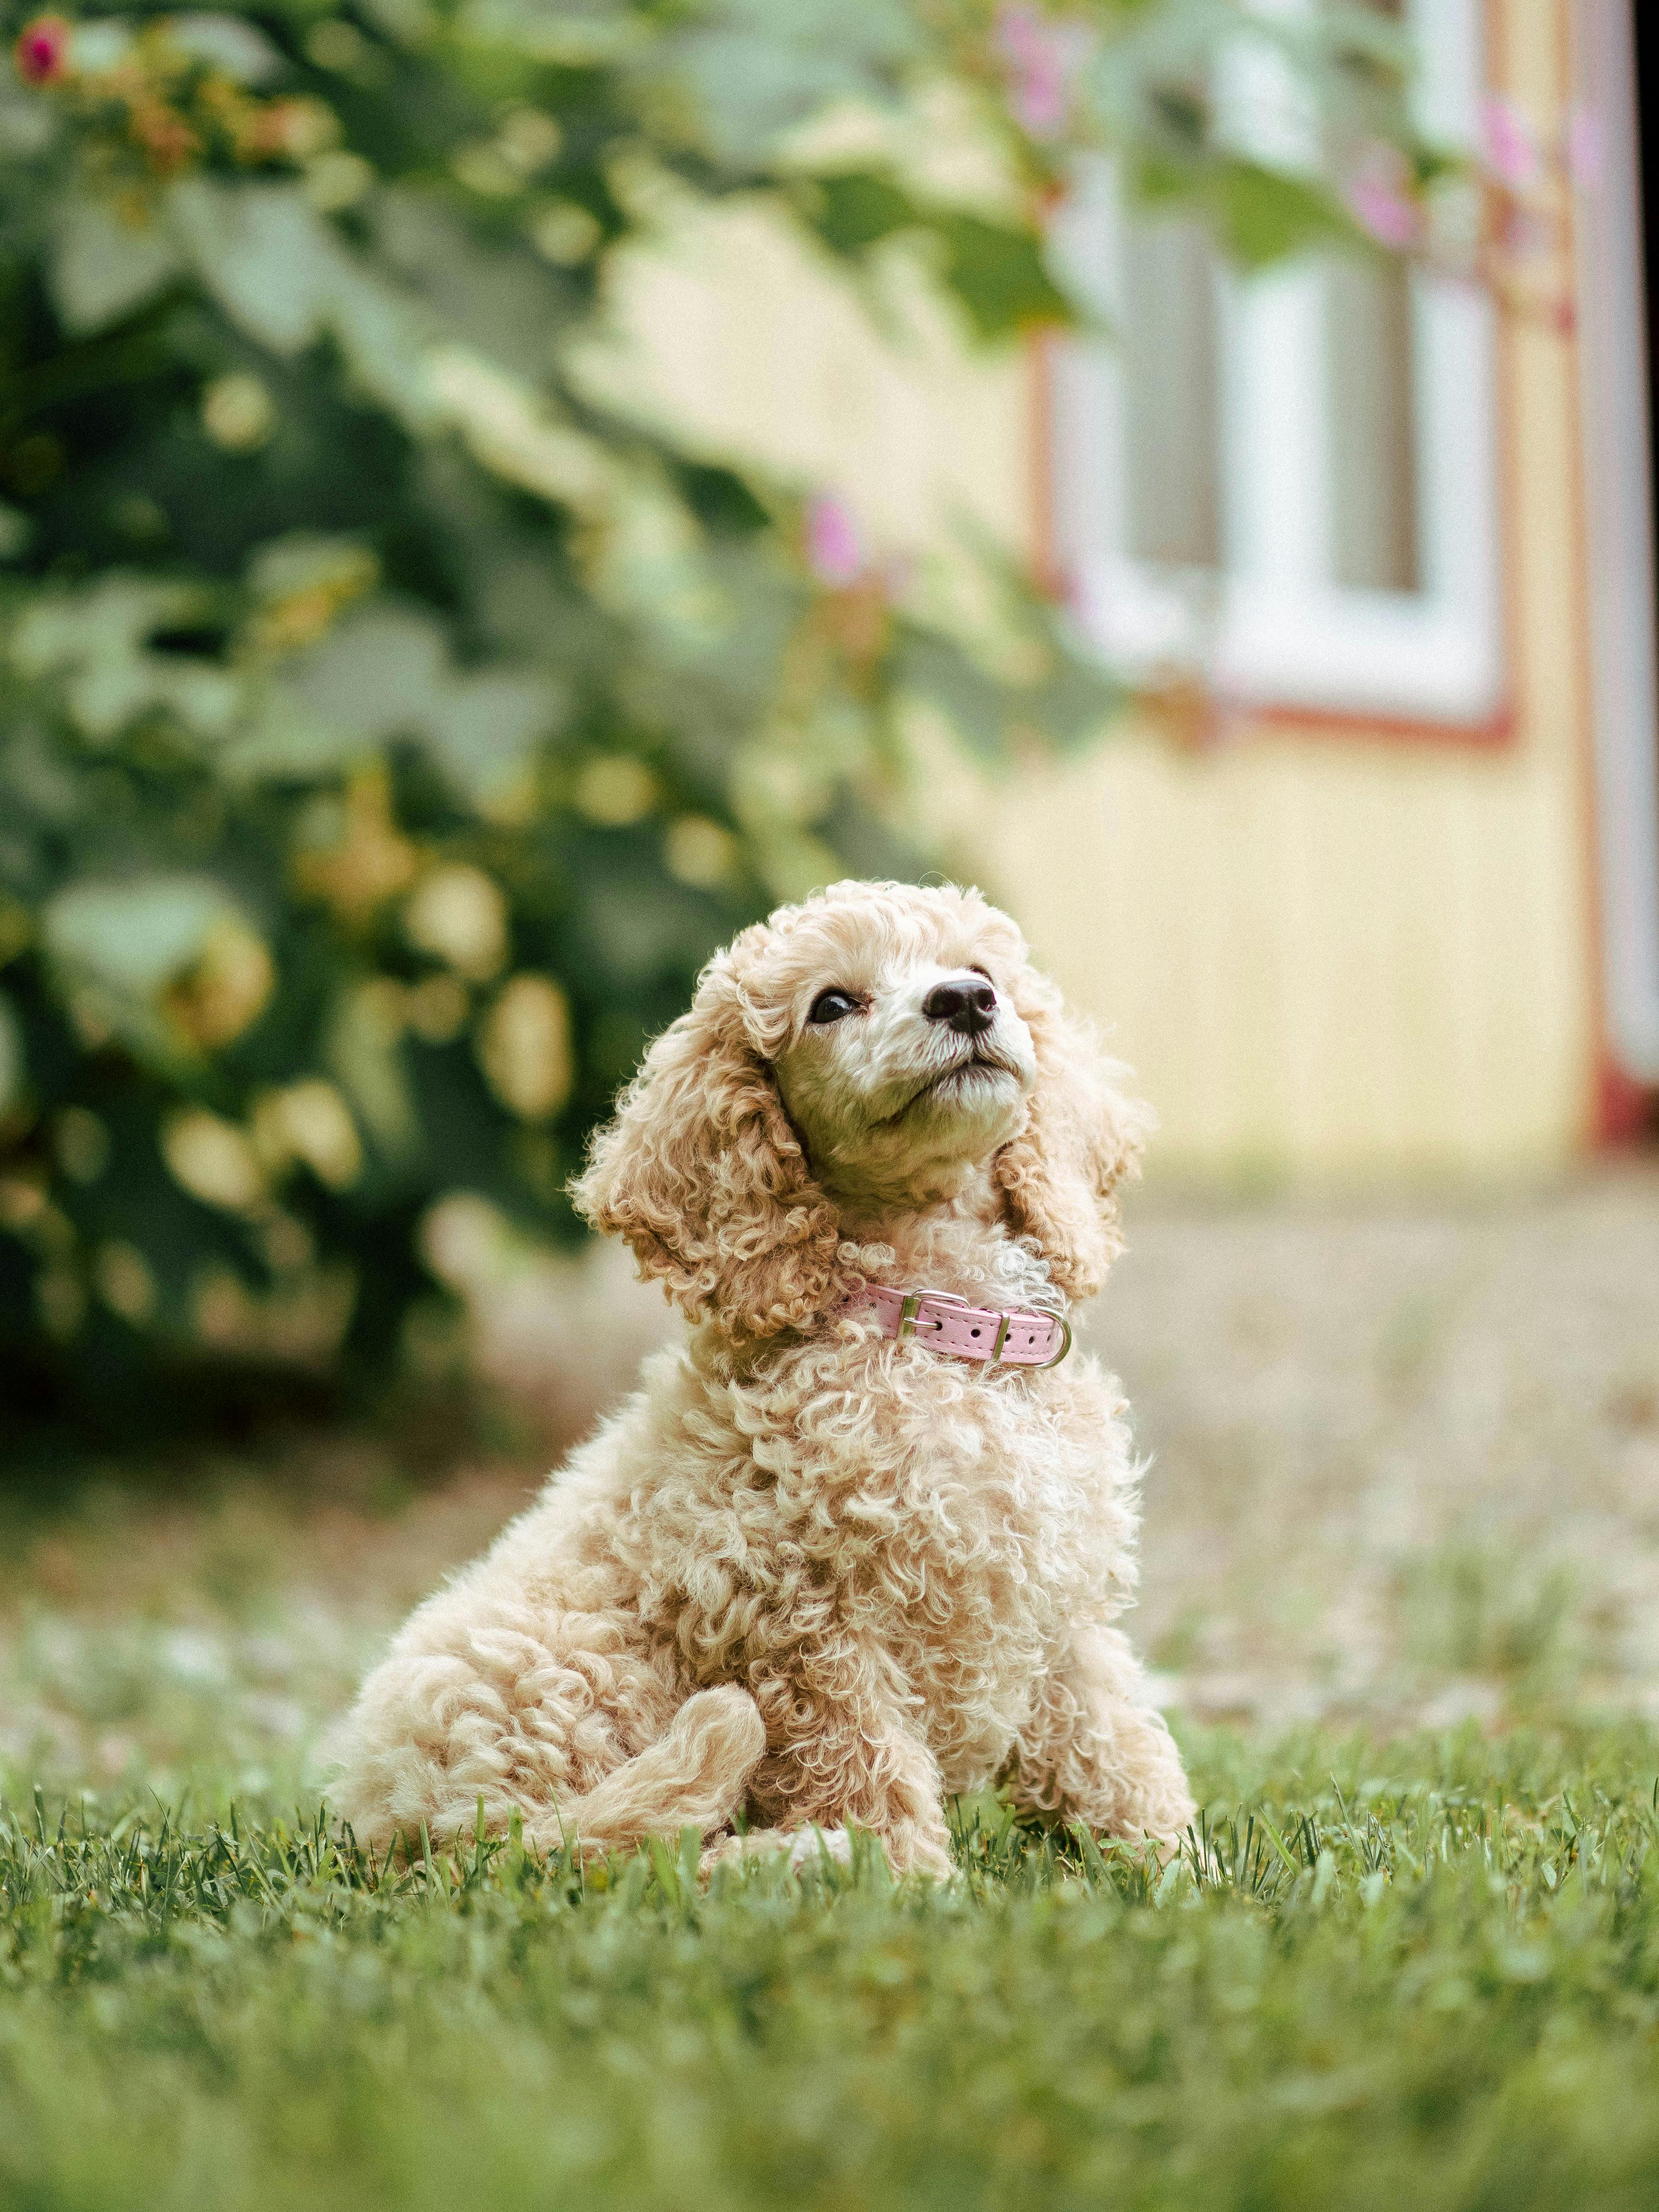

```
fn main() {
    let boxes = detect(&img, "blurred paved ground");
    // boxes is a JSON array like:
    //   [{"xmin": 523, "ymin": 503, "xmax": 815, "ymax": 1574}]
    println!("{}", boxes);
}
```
[
  {"xmin": 3, "ymin": 1165, "xmax": 1656, "ymax": 1805},
  {"xmin": 1097, "ymin": 1163, "xmax": 1659, "ymax": 1728}
]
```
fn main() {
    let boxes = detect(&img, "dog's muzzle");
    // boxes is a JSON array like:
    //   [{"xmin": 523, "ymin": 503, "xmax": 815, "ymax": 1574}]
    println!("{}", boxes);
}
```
[{"xmin": 843, "ymin": 1285, "xmax": 1072, "ymax": 1368}]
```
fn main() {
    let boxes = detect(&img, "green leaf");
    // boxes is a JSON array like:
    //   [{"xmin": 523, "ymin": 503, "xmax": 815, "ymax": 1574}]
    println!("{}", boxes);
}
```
[
  {"xmin": 42, "ymin": 876, "xmax": 238, "ymax": 998},
  {"xmin": 935, "ymin": 215, "xmax": 1074, "ymax": 341},
  {"xmin": 804, "ymin": 170, "xmax": 919, "ymax": 258},
  {"xmin": 271, "ymin": 605, "xmax": 450, "ymax": 741},
  {"xmin": 1017, "ymin": 641, "xmax": 1124, "ymax": 751},
  {"xmin": 654, "ymin": 0, "xmax": 921, "ymax": 165},
  {"xmin": 423, "ymin": 670, "xmax": 566, "ymax": 806},
  {"xmin": 0, "ymin": 504, "xmax": 34, "ymax": 563},
  {"xmin": 246, "ymin": 533, "xmax": 379, "ymax": 609},
  {"xmin": 40, "ymin": 875, "xmax": 263, "ymax": 1069},
  {"xmin": 0, "ymin": 73, "xmax": 56, "ymax": 160},
  {"xmin": 48, "ymin": 196, "xmax": 186, "ymax": 338},
  {"xmin": 894, "ymin": 629, "xmax": 1010, "ymax": 763},
  {"xmin": 167, "ymin": 180, "xmax": 438, "ymax": 425},
  {"xmin": 0, "ymin": 989, "xmax": 24, "ymax": 1119},
  {"xmin": 1170, "ymin": 160, "xmax": 1358, "ymax": 271},
  {"xmin": 246, "ymin": 604, "xmax": 564, "ymax": 806},
  {"xmin": 167, "ymin": 180, "xmax": 341, "ymax": 353},
  {"xmin": 170, "ymin": 13, "xmax": 286, "ymax": 84},
  {"xmin": 456, "ymin": 0, "xmax": 642, "ymax": 66},
  {"xmin": 12, "ymin": 578, "xmax": 242, "ymax": 743},
  {"xmin": 802, "ymin": 181, "xmax": 1076, "ymax": 340}
]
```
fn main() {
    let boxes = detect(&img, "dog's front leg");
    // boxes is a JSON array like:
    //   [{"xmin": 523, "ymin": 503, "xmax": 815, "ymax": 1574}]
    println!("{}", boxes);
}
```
[
  {"xmin": 1003, "ymin": 1625, "xmax": 1195, "ymax": 1849},
  {"xmin": 739, "ymin": 1655, "xmax": 954, "ymax": 1879}
]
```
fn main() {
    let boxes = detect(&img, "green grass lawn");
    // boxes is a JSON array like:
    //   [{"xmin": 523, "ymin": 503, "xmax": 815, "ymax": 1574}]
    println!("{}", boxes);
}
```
[{"xmin": 5, "ymin": 1723, "xmax": 1659, "ymax": 2212}]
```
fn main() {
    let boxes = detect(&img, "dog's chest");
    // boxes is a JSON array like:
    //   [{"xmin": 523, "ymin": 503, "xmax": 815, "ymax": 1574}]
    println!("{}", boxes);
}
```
[
  {"xmin": 831, "ymin": 1372, "xmax": 1086, "ymax": 1597},
  {"xmin": 736, "ymin": 1351, "xmax": 1118, "ymax": 1732},
  {"xmin": 639, "ymin": 1338, "xmax": 1132, "ymax": 1773},
  {"xmin": 845, "ymin": 1368, "xmax": 1105, "ymax": 1732}
]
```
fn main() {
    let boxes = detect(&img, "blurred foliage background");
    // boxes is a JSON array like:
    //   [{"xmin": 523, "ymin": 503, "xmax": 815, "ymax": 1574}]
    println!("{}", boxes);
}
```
[{"xmin": 0, "ymin": 0, "xmax": 1438, "ymax": 1433}]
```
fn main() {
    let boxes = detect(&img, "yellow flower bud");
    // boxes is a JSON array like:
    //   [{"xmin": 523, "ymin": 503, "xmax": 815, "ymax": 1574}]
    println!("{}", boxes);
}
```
[
  {"xmin": 162, "ymin": 1109, "xmax": 265, "ymax": 1212},
  {"xmin": 477, "ymin": 974, "xmax": 573, "ymax": 1122},
  {"xmin": 405, "ymin": 864, "xmax": 509, "ymax": 981}
]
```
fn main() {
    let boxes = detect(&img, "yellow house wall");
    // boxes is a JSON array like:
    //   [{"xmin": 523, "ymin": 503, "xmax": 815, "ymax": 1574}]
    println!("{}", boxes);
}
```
[{"xmin": 591, "ymin": 0, "xmax": 1598, "ymax": 1184}]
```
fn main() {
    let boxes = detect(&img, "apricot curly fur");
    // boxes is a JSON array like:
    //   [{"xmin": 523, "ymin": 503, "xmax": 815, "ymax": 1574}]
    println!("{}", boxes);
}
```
[
  {"xmin": 572, "ymin": 960, "xmax": 856, "ymax": 1344},
  {"xmin": 329, "ymin": 881, "xmax": 1193, "ymax": 1874}
]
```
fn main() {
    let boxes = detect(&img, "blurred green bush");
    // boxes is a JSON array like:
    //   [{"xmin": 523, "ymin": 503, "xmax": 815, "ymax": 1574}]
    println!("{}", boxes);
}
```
[{"xmin": 0, "ymin": 0, "xmax": 1429, "ymax": 1424}]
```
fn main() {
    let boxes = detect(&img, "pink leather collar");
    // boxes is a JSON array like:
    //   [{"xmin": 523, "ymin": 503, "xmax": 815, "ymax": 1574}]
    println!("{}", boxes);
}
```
[{"xmin": 846, "ymin": 1284, "xmax": 1072, "ymax": 1368}]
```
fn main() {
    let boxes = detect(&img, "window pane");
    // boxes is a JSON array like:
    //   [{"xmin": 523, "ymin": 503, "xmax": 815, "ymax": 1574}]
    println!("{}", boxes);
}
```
[
  {"xmin": 1325, "ymin": 256, "xmax": 1420, "ymax": 593},
  {"xmin": 1121, "ymin": 215, "xmax": 1222, "ymax": 569}
]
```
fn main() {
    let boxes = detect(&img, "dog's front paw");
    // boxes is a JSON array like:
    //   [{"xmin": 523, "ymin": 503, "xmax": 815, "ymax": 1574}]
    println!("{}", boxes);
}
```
[
  {"xmin": 786, "ymin": 1825, "xmax": 852, "ymax": 1869},
  {"xmin": 700, "ymin": 1824, "xmax": 852, "ymax": 1878},
  {"xmin": 879, "ymin": 1821, "xmax": 954, "ymax": 1880}
]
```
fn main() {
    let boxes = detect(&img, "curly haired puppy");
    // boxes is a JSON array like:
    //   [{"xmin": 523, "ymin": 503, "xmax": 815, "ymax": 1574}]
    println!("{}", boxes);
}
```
[{"xmin": 331, "ymin": 880, "xmax": 1194, "ymax": 1874}]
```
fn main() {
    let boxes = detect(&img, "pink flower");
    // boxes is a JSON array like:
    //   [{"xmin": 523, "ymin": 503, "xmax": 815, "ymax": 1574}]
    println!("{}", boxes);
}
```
[
  {"xmin": 805, "ymin": 494, "xmax": 865, "ymax": 588},
  {"xmin": 994, "ymin": 4, "xmax": 1089, "ymax": 143},
  {"xmin": 14, "ymin": 14, "xmax": 71, "ymax": 86},
  {"xmin": 1345, "ymin": 148, "xmax": 1421, "ymax": 250},
  {"xmin": 1479, "ymin": 93, "xmax": 1539, "ymax": 191}
]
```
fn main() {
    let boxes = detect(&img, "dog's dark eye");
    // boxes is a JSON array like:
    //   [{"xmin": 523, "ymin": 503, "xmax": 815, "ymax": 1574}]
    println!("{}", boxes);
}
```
[{"xmin": 808, "ymin": 989, "xmax": 859, "ymax": 1026}]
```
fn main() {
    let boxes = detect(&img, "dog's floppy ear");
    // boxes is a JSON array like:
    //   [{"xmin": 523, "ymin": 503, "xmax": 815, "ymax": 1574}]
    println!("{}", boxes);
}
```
[
  {"xmin": 572, "ymin": 959, "xmax": 850, "ymax": 1342},
  {"xmin": 992, "ymin": 967, "xmax": 1152, "ymax": 1301}
]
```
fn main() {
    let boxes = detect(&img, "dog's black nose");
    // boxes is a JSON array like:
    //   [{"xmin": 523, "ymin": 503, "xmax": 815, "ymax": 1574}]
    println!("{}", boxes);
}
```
[{"xmin": 923, "ymin": 976, "xmax": 997, "ymax": 1036}]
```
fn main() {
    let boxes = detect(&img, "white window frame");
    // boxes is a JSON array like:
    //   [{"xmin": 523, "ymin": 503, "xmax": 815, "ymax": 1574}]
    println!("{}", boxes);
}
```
[{"xmin": 1048, "ymin": 0, "xmax": 1503, "ymax": 725}]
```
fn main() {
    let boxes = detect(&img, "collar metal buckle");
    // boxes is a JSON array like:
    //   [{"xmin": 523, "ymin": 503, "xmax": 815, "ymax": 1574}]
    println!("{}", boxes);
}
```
[
  {"xmin": 1036, "ymin": 1313, "xmax": 1074, "ymax": 1368},
  {"xmin": 895, "ymin": 1287, "xmax": 966, "ymax": 1343}
]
